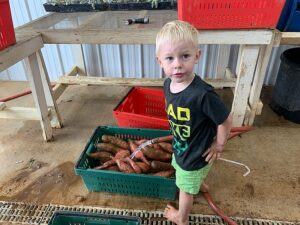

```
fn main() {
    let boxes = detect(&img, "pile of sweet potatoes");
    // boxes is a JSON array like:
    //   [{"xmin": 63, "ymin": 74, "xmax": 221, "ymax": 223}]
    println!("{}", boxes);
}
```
[{"xmin": 87, "ymin": 134, "xmax": 175, "ymax": 177}]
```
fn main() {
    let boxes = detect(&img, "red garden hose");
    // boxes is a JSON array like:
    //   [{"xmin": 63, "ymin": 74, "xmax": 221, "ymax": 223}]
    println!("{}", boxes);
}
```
[
  {"xmin": 0, "ymin": 89, "xmax": 33, "ymax": 102},
  {"xmin": 228, "ymin": 131, "xmax": 243, "ymax": 140},
  {"xmin": 202, "ymin": 192, "xmax": 238, "ymax": 225},
  {"xmin": 202, "ymin": 126, "xmax": 253, "ymax": 225},
  {"xmin": 231, "ymin": 126, "xmax": 253, "ymax": 133},
  {"xmin": 0, "ymin": 84, "xmax": 56, "ymax": 102}
]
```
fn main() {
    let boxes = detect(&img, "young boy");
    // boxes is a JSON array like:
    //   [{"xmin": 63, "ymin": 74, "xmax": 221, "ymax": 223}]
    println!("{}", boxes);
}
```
[{"xmin": 156, "ymin": 20, "xmax": 233, "ymax": 225}]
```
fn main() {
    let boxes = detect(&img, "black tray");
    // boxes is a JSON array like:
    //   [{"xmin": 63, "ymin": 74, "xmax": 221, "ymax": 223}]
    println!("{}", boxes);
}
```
[
  {"xmin": 43, "ymin": 2, "xmax": 177, "ymax": 12},
  {"xmin": 48, "ymin": 211, "xmax": 142, "ymax": 225}
]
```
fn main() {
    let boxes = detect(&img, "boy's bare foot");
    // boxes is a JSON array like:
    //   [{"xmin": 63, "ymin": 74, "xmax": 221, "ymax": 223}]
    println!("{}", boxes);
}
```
[
  {"xmin": 200, "ymin": 182, "xmax": 209, "ymax": 193},
  {"xmin": 164, "ymin": 204, "xmax": 188, "ymax": 225},
  {"xmin": 164, "ymin": 204, "xmax": 178, "ymax": 224}
]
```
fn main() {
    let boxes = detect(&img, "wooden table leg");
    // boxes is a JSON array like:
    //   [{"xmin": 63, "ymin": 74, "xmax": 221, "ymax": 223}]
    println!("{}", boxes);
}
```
[
  {"xmin": 25, "ymin": 53, "xmax": 53, "ymax": 141},
  {"xmin": 231, "ymin": 44, "xmax": 260, "ymax": 127},
  {"xmin": 247, "ymin": 42, "xmax": 274, "ymax": 125},
  {"xmin": 37, "ymin": 50, "xmax": 63, "ymax": 128}
]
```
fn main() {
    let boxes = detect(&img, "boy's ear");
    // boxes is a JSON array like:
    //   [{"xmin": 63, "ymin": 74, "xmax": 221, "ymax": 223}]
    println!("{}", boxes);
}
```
[
  {"xmin": 195, "ymin": 48, "xmax": 201, "ymax": 64},
  {"xmin": 156, "ymin": 56, "xmax": 162, "ymax": 66}
]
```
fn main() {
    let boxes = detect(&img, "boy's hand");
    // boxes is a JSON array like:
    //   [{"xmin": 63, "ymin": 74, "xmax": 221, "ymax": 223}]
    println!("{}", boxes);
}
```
[{"xmin": 202, "ymin": 141, "xmax": 224, "ymax": 164}]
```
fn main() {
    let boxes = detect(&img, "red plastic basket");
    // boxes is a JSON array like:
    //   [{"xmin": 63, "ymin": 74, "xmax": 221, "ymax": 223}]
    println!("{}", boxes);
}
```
[
  {"xmin": 178, "ymin": 0, "xmax": 286, "ymax": 29},
  {"xmin": 0, "ymin": 0, "xmax": 16, "ymax": 50},
  {"xmin": 113, "ymin": 87, "xmax": 169, "ymax": 130}
]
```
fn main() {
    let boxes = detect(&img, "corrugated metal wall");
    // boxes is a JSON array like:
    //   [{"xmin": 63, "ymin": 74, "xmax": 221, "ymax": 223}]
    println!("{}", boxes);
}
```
[{"xmin": 0, "ymin": 0, "xmax": 297, "ymax": 85}]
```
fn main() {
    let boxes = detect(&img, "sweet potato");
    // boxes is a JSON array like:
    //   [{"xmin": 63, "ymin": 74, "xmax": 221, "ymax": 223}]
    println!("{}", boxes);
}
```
[
  {"xmin": 104, "ymin": 165, "xmax": 119, "ymax": 172},
  {"xmin": 94, "ymin": 159, "xmax": 116, "ymax": 170},
  {"xmin": 152, "ymin": 169, "xmax": 175, "ymax": 177},
  {"xmin": 150, "ymin": 160, "xmax": 174, "ymax": 172},
  {"xmin": 135, "ymin": 162, "xmax": 150, "ymax": 173},
  {"xmin": 88, "ymin": 151, "xmax": 113, "ymax": 162},
  {"xmin": 101, "ymin": 135, "xmax": 129, "ymax": 149},
  {"xmin": 128, "ymin": 139, "xmax": 150, "ymax": 165},
  {"xmin": 114, "ymin": 149, "xmax": 130, "ymax": 159},
  {"xmin": 128, "ymin": 139, "xmax": 138, "ymax": 153},
  {"xmin": 96, "ymin": 143, "xmax": 127, "ymax": 155},
  {"xmin": 124, "ymin": 157, "xmax": 142, "ymax": 174},
  {"xmin": 115, "ymin": 159, "xmax": 134, "ymax": 173},
  {"xmin": 142, "ymin": 146, "xmax": 172, "ymax": 162},
  {"xmin": 158, "ymin": 142, "xmax": 173, "ymax": 154}
]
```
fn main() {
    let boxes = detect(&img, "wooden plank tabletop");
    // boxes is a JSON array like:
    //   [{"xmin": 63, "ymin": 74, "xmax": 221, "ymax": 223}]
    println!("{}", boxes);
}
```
[
  {"xmin": 15, "ymin": 11, "xmax": 274, "ymax": 45},
  {"xmin": 0, "ymin": 35, "xmax": 43, "ymax": 72},
  {"xmin": 280, "ymin": 32, "xmax": 300, "ymax": 45}
]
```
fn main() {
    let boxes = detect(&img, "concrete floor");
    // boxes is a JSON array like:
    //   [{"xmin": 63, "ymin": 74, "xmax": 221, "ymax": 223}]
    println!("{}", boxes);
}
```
[{"xmin": 0, "ymin": 81, "xmax": 299, "ymax": 223}]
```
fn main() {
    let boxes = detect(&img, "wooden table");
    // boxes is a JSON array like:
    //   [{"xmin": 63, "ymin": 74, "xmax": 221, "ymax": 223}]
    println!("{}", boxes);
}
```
[
  {"xmin": 2, "ymin": 10, "xmax": 294, "ymax": 140},
  {"xmin": 0, "ymin": 35, "xmax": 62, "ymax": 141}
]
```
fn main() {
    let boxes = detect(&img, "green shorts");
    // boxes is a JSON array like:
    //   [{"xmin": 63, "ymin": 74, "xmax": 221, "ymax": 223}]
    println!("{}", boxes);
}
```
[{"xmin": 172, "ymin": 156, "xmax": 212, "ymax": 195}]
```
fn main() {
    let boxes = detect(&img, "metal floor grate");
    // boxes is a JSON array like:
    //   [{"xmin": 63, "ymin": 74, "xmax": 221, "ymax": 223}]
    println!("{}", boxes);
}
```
[{"xmin": 0, "ymin": 201, "xmax": 298, "ymax": 225}]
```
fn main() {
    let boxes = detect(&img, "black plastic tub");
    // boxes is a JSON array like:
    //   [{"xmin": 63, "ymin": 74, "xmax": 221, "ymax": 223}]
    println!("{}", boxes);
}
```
[
  {"xmin": 271, "ymin": 47, "xmax": 300, "ymax": 124},
  {"xmin": 43, "ymin": 1, "xmax": 176, "ymax": 12}
]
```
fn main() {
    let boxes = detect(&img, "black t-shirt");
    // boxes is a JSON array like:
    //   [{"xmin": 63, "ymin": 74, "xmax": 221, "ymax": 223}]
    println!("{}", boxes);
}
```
[{"xmin": 164, "ymin": 75, "xmax": 230, "ymax": 171}]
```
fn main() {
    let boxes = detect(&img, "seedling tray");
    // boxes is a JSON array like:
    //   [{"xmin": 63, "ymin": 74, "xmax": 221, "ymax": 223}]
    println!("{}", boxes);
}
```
[
  {"xmin": 75, "ymin": 126, "xmax": 177, "ymax": 200},
  {"xmin": 43, "ymin": 1, "xmax": 176, "ymax": 12},
  {"xmin": 48, "ymin": 211, "xmax": 141, "ymax": 225}
]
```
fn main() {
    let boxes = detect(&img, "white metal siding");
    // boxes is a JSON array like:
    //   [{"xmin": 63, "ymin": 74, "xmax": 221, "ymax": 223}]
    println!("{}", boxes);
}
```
[{"xmin": 0, "ymin": 0, "xmax": 298, "ymax": 86}]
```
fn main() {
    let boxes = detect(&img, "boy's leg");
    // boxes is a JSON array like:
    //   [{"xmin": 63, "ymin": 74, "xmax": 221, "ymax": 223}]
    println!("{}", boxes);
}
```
[{"xmin": 164, "ymin": 190, "xmax": 193, "ymax": 225}]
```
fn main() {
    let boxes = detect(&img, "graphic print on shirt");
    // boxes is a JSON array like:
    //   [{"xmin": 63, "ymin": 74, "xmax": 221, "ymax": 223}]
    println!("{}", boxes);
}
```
[{"xmin": 167, "ymin": 103, "xmax": 190, "ymax": 155}]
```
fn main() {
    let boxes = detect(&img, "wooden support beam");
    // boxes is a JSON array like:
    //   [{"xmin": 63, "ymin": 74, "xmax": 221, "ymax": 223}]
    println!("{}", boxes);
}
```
[
  {"xmin": 52, "ymin": 66, "xmax": 78, "ymax": 100},
  {"xmin": 37, "ymin": 50, "xmax": 63, "ymax": 129},
  {"xmin": 231, "ymin": 45, "xmax": 260, "ymax": 127},
  {"xmin": 25, "ymin": 53, "xmax": 53, "ymax": 141},
  {"xmin": 31, "ymin": 28, "xmax": 274, "ymax": 45},
  {"xmin": 0, "ymin": 35, "xmax": 43, "ymax": 72},
  {"xmin": 53, "ymin": 84, "xmax": 68, "ymax": 101},
  {"xmin": 72, "ymin": 45, "xmax": 86, "ymax": 76},
  {"xmin": 243, "ymin": 105, "xmax": 252, "ymax": 125},
  {"xmin": 57, "ymin": 76, "xmax": 236, "ymax": 88},
  {"xmin": 225, "ymin": 68, "xmax": 236, "ymax": 79},
  {"xmin": 244, "ymin": 100, "xmax": 263, "ymax": 125},
  {"xmin": 256, "ymin": 100, "xmax": 263, "ymax": 115},
  {"xmin": 280, "ymin": 32, "xmax": 300, "ymax": 45},
  {"xmin": 248, "ymin": 37, "xmax": 275, "ymax": 125},
  {"xmin": 216, "ymin": 46, "xmax": 231, "ymax": 79},
  {"xmin": 0, "ymin": 107, "xmax": 42, "ymax": 120}
]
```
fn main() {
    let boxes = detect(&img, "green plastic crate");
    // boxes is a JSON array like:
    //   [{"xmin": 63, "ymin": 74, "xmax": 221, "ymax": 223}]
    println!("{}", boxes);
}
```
[
  {"xmin": 75, "ymin": 126, "xmax": 177, "ymax": 200},
  {"xmin": 48, "ymin": 211, "xmax": 141, "ymax": 225}
]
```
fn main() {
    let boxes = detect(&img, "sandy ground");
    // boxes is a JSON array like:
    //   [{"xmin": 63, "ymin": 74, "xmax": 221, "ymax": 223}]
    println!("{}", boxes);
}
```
[{"xmin": 0, "ymin": 81, "xmax": 299, "ymax": 222}]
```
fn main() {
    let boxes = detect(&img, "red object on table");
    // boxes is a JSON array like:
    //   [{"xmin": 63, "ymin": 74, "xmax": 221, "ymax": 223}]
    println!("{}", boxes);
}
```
[
  {"xmin": 0, "ymin": 0, "xmax": 16, "ymax": 50},
  {"xmin": 178, "ymin": 0, "xmax": 286, "ymax": 29}
]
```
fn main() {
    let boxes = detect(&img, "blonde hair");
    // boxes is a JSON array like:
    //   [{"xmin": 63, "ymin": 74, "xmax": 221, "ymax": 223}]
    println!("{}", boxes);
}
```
[{"xmin": 156, "ymin": 20, "xmax": 199, "ymax": 55}]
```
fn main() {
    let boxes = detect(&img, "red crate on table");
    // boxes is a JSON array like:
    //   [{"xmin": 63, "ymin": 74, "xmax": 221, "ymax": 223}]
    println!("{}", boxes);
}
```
[
  {"xmin": 178, "ymin": 0, "xmax": 286, "ymax": 29},
  {"xmin": 0, "ymin": 0, "xmax": 16, "ymax": 50},
  {"xmin": 113, "ymin": 87, "xmax": 169, "ymax": 130}
]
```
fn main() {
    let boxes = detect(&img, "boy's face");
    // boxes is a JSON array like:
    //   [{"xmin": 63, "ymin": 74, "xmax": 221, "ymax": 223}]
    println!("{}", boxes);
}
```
[{"xmin": 156, "ymin": 40, "xmax": 200, "ymax": 84}]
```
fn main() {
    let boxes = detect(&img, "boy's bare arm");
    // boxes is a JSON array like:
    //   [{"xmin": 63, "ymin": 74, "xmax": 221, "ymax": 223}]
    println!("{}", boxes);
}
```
[{"xmin": 202, "ymin": 113, "xmax": 233, "ymax": 164}]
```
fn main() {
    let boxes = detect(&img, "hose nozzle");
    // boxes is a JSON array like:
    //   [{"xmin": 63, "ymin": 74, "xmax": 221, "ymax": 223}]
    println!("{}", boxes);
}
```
[{"xmin": 124, "ymin": 17, "xmax": 149, "ymax": 25}]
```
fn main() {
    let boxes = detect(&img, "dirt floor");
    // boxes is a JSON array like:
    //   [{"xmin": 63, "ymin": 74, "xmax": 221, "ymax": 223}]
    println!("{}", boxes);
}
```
[{"xmin": 0, "ymin": 81, "xmax": 299, "ymax": 223}]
